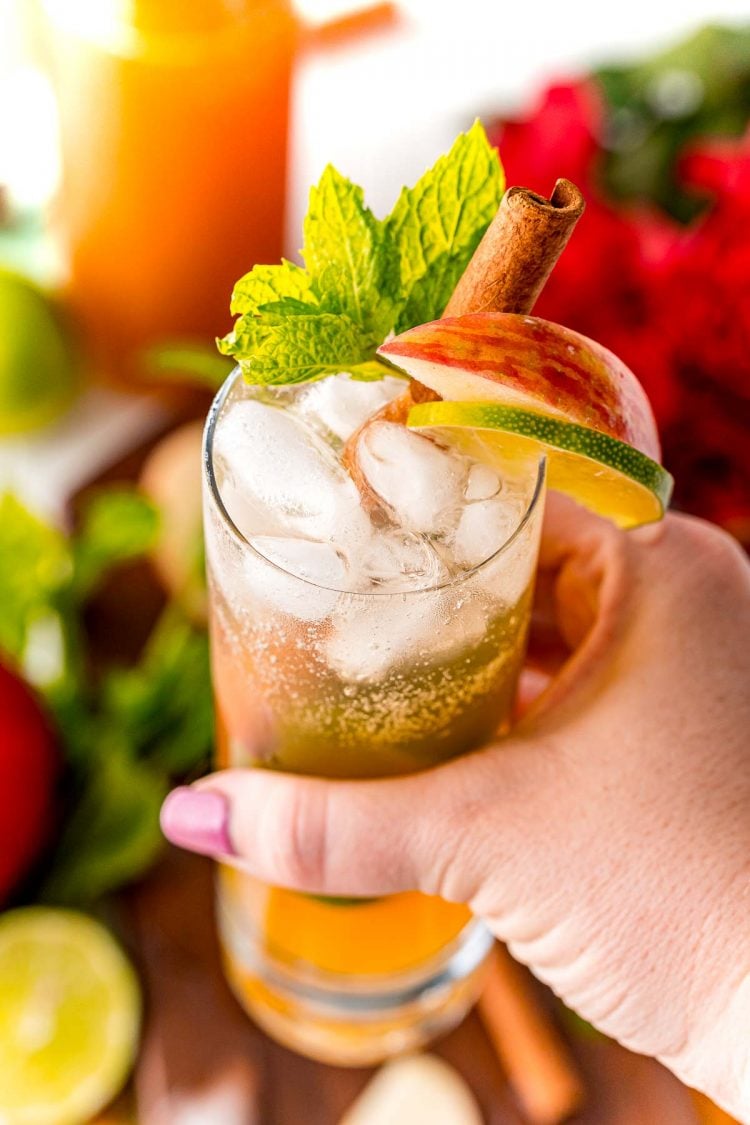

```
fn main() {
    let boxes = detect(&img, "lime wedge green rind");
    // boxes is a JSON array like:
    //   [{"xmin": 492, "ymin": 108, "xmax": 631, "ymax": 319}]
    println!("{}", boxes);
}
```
[{"xmin": 407, "ymin": 401, "xmax": 673, "ymax": 524}]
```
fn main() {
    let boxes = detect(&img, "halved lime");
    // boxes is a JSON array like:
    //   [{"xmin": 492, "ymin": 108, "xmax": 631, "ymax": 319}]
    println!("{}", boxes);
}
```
[
  {"xmin": 407, "ymin": 401, "xmax": 673, "ymax": 528},
  {"xmin": 0, "ymin": 908, "xmax": 140, "ymax": 1125}
]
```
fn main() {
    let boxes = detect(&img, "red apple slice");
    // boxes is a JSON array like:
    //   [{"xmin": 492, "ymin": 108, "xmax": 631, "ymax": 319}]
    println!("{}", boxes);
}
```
[{"xmin": 378, "ymin": 312, "xmax": 661, "ymax": 462}]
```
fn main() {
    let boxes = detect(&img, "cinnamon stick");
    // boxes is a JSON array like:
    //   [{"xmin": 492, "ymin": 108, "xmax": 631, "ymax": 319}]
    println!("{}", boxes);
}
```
[
  {"xmin": 407, "ymin": 179, "xmax": 584, "ymax": 404},
  {"xmin": 443, "ymin": 179, "xmax": 584, "ymax": 319},
  {"xmin": 357, "ymin": 178, "xmax": 584, "ymax": 425},
  {"xmin": 478, "ymin": 945, "xmax": 585, "ymax": 1125},
  {"xmin": 691, "ymin": 1092, "xmax": 740, "ymax": 1125}
]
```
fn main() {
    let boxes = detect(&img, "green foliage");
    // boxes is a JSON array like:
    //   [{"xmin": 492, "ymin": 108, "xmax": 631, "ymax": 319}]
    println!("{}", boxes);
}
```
[
  {"xmin": 41, "ymin": 748, "xmax": 168, "ymax": 905},
  {"xmin": 303, "ymin": 165, "xmax": 400, "ymax": 346},
  {"xmin": 386, "ymin": 119, "xmax": 505, "ymax": 329},
  {"xmin": 72, "ymin": 488, "xmax": 159, "ymax": 598},
  {"xmin": 224, "ymin": 312, "xmax": 392, "ymax": 385},
  {"xmin": 218, "ymin": 121, "xmax": 505, "ymax": 384},
  {"xmin": 230, "ymin": 259, "xmax": 314, "ymax": 316},
  {"xmin": 597, "ymin": 24, "xmax": 750, "ymax": 221},
  {"xmin": 142, "ymin": 342, "xmax": 233, "ymax": 389},
  {"xmin": 101, "ymin": 609, "xmax": 213, "ymax": 776},
  {"xmin": 0, "ymin": 489, "xmax": 213, "ymax": 906},
  {"xmin": 0, "ymin": 494, "xmax": 71, "ymax": 668}
]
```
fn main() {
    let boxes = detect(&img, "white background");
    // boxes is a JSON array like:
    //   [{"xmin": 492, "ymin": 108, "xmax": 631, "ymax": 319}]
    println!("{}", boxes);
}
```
[{"xmin": 289, "ymin": 0, "xmax": 750, "ymax": 244}]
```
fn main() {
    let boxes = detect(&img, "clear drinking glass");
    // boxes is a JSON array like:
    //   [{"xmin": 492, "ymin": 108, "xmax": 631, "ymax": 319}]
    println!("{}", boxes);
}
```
[{"xmin": 203, "ymin": 369, "xmax": 546, "ymax": 1065}]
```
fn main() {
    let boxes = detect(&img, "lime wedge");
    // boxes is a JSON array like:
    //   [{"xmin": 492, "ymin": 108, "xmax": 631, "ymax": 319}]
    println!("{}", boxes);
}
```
[
  {"xmin": 0, "ymin": 908, "xmax": 140, "ymax": 1125},
  {"xmin": 407, "ymin": 401, "xmax": 673, "ymax": 528}
]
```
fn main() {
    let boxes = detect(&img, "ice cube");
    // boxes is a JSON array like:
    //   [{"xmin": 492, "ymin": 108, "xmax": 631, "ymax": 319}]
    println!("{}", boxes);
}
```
[
  {"xmin": 356, "ymin": 422, "xmax": 468, "ymax": 534},
  {"xmin": 465, "ymin": 463, "xmax": 501, "ymax": 501},
  {"xmin": 450, "ymin": 497, "xmax": 521, "ymax": 570},
  {"xmin": 245, "ymin": 536, "xmax": 345, "ymax": 622},
  {"xmin": 298, "ymin": 373, "xmax": 405, "ymax": 442},
  {"xmin": 355, "ymin": 530, "xmax": 450, "ymax": 592},
  {"xmin": 326, "ymin": 587, "xmax": 488, "ymax": 683},
  {"xmin": 214, "ymin": 399, "xmax": 370, "ymax": 544}
]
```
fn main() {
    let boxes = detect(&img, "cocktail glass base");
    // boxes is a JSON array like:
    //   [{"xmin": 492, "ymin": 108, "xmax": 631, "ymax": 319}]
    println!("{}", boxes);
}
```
[{"xmin": 217, "ymin": 897, "xmax": 494, "ymax": 1066}]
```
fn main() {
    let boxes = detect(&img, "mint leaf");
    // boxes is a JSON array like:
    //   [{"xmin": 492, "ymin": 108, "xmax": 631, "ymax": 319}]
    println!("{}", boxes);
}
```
[
  {"xmin": 0, "ymin": 491, "xmax": 212, "ymax": 904},
  {"xmin": 73, "ymin": 487, "xmax": 159, "ymax": 597},
  {"xmin": 386, "ymin": 120, "xmax": 504, "ymax": 329},
  {"xmin": 223, "ymin": 312, "xmax": 377, "ymax": 384},
  {"xmin": 102, "ymin": 609, "xmax": 213, "ymax": 776},
  {"xmin": 303, "ymin": 165, "xmax": 398, "ymax": 345},
  {"xmin": 41, "ymin": 746, "xmax": 167, "ymax": 905},
  {"xmin": 230, "ymin": 260, "xmax": 313, "ymax": 316},
  {"xmin": 0, "ymin": 493, "xmax": 71, "ymax": 665}
]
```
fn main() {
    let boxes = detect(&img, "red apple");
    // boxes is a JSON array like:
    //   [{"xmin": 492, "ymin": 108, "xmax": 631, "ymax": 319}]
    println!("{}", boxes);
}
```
[
  {"xmin": 0, "ymin": 661, "xmax": 59, "ymax": 902},
  {"xmin": 378, "ymin": 312, "xmax": 661, "ymax": 461}
]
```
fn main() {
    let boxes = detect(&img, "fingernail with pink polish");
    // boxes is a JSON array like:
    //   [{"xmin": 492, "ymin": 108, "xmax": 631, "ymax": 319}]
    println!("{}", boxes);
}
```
[{"xmin": 160, "ymin": 787, "xmax": 235, "ymax": 857}]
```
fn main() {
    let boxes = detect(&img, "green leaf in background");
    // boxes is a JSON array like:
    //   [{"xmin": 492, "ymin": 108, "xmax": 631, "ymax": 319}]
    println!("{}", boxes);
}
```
[
  {"xmin": 303, "ymin": 165, "xmax": 399, "ymax": 346},
  {"xmin": 40, "ymin": 747, "xmax": 168, "ymax": 905},
  {"xmin": 230, "ymin": 259, "xmax": 314, "ymax": 316},
  {"xmin": 141, "ymin": 341, "xmax": 233, "ymax": 390},
  {"xmin": 0, "ymin": 493, "xmax": 72, "ymax": 671},
  {"xmin": 42, "ymin": 608, "xmax": 213, "ymax": 902},
  {"xmin": 386, "ymin": 119, "xmax": 505, "ymax": 329},
  {"xmin": 72, "ymin": 488, "xmax": 159, "ymax": 598},
  {"xmin": 597, "ymin": 24, "xmax": 750, "ymax": 221},
  {"xmin": 102, "ymin": 608, "xmax": 213, "ymax": 776}
]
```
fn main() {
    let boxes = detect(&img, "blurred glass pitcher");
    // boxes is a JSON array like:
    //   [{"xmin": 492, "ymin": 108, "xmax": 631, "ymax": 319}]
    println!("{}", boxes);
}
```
[{"xmin": 35, "ymin": 0, "xmax": 395, "ymax": 388}]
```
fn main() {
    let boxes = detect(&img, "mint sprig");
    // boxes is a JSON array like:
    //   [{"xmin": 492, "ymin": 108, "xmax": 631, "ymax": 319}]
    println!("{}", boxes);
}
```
[
  {"xmin": 387, "ymin": 119, "xmax": 506, "ymax": 330},
  {"xmin": 218, "ymin": 120, "xmax": 504, "ymax": 385},
  {"xmin": 0, "ymin": 489, "xmax": 213, "ymax": 906},
  {"xmin": 304, "ymin": 166, "xmax": 400, "ymax": 347},
  {"xmin": 229, "ymin": 260, "xmax": 313, "ymax": 316}
]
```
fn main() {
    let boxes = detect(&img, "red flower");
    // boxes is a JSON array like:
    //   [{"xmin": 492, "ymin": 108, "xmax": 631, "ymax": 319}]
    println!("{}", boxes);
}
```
[{"xmin": 665, "ymin": 130, "xmax": 750, "ymax": 405}]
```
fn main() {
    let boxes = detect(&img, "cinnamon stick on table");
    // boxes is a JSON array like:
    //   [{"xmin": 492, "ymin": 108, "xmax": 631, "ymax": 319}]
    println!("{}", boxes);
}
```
[{"xmin": 478, "ymin": 945, "xmax": 586, "ymax": 1125}]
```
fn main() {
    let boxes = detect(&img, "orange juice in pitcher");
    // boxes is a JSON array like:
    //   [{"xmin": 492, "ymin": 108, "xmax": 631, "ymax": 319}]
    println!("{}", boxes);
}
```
[{"xmin": 39, "ymin": 0, "xmax": 297, "ymax": 383}]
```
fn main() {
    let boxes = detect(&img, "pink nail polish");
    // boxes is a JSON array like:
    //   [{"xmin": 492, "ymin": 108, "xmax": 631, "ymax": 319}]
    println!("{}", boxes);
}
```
[{"xmin": 160, "ymin": 788, "xmax": 235, "ymax": 857}]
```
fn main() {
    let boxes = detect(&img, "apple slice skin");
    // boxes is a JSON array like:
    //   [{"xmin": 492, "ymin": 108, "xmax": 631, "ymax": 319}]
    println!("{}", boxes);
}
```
[{"xmin": 378, "ymin": 313, "xmax": 661, "ymax": 462}]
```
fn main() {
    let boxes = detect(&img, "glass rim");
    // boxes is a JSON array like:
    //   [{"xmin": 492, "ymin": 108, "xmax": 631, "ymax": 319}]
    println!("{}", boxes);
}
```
[{"xmin": 203, "ymin": 367, "xmax": 547, "ymax": 598}]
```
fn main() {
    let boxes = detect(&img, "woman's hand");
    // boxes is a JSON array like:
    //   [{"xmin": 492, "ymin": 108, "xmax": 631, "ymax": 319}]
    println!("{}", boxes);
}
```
[{"xmin": 162, "ymin": 497, "xmax": 750, "ymax": 1119}]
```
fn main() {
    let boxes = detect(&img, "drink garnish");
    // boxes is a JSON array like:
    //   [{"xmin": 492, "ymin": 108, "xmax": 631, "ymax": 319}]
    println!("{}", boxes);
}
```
[{"xmin": 217, "ymin": 121, "xmax": 504, "ymax": 384}]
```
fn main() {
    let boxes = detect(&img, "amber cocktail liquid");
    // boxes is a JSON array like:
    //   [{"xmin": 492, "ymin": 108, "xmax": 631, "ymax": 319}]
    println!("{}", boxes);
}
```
[{"xmin": 203, "ymin": 370, "xmax": 545, "ymax": 1064}]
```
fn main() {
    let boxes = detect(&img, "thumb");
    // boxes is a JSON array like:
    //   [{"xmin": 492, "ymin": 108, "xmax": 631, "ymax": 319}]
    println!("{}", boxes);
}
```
[{"xmin": 160, "ymin": 739, "xmax": 551, "ymax": 902}]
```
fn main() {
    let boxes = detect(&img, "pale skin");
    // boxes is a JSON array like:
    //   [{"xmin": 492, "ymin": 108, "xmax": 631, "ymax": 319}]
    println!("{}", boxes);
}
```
[{"xmin": 161, "ymin": 496, "xmax": 750, "ymax": 1120}]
